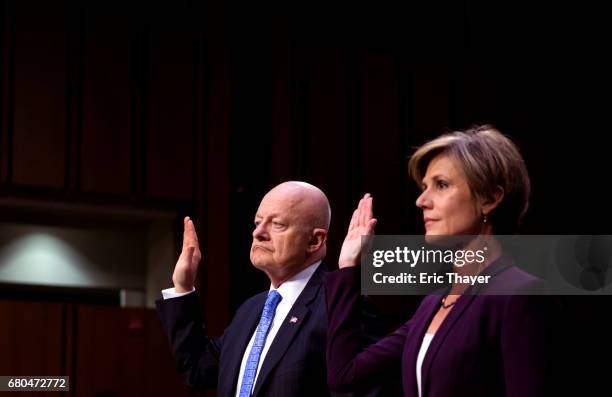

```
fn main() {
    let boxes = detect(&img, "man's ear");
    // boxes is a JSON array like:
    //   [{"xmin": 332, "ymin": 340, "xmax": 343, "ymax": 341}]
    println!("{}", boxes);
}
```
[
  {"xmin": 307, "ymin": 229, "xmax": 327, "ymax": 253},
  {"xmin": 481, "ymin": 185, "xmax": 505, "ymax": 216}
]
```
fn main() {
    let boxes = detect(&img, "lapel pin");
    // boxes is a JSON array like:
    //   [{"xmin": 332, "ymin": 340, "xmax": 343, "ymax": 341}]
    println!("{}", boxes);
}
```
[{"xmin": 289, "ymin": 316, "xmax": 299, "ymax": 323}]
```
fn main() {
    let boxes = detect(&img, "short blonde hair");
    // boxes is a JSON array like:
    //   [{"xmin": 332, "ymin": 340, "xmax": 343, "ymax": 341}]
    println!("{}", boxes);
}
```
[{"xmin": 408, "ymin": 125, "xmax": 530, "ymax": 233}]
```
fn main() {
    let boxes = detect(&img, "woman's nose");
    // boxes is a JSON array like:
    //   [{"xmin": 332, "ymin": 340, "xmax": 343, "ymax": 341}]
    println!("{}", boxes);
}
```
[{"xmin": 416, "ymin": 190, "xmax": 431, "ymax": 209}]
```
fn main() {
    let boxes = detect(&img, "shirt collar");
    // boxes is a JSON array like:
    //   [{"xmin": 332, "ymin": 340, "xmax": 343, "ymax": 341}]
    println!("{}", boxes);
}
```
[{"xmin": 269, "ymin": 260, "xmax": 321, "ymax": 303}]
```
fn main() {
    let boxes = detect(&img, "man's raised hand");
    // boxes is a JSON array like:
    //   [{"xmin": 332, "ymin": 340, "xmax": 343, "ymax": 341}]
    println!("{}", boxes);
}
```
[{"xmin": 172, "ymin": 217, "xmax": 202, "ymax": 293}]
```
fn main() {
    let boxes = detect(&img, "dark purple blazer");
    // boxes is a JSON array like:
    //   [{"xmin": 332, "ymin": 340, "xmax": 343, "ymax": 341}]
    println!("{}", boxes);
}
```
[{"xmin": 325, "ymin": 256, "xmax": 558, "ymax": 397}]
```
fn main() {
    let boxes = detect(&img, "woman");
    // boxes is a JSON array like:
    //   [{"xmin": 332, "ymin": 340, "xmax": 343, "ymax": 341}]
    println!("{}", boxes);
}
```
[{"xmin": 325, "ymin": 125, "xmax": 556, "ymax": 396}]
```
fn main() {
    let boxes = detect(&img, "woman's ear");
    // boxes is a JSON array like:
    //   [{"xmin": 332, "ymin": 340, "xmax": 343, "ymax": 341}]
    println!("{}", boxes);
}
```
[{"xmin": 481, "ymin": 185, "xmax": 505, "ymax": 216}]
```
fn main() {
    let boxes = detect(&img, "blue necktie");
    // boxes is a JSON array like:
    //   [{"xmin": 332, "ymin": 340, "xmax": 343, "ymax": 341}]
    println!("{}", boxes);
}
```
[{"xmin": 238, "ymin": 290, "xmax": 282, "ymax": 397}]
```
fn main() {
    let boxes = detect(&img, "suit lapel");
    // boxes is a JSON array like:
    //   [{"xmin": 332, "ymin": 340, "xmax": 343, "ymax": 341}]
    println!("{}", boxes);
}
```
[
  {"xmin": 220, "ymin": 292, "xmax": 266, "ymax": 397},
  {"xmin": 251, "ymin": 265, "xmax": 324, "ymax": 396}
]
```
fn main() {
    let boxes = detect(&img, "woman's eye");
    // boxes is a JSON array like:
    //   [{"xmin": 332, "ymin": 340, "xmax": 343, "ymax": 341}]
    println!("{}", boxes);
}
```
[{"xmin": 437, "ymin": 180, "xmax": 448, "ymax": 189}]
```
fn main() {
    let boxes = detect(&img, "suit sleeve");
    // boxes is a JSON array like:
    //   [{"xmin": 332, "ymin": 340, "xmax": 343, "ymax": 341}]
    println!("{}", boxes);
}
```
[
  {"xmin": 156, "ymin": 291, "xmax": 223, "ymax": 389},
  {"xmin": 500, "ymin": 295, "xmax": 559, "ymax": 397},
  {"xmin": 325, "ymin": 267, "xmax": 410, "ymax": 392}
]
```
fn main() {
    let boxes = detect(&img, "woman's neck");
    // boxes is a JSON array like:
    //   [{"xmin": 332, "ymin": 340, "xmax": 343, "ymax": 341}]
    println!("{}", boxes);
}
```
[{"xmin": 449, "ymin": 235, "xmax": 502, "ymax": 295}]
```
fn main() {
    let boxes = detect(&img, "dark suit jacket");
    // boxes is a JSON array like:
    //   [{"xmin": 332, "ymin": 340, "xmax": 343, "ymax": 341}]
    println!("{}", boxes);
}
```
[
  {"xmin": 325, "ymin": 256, "xmax": 559, "ymax": 397},
  {"xmin": 157, "ymin": 263, "xmax": 384, "ymax": 397}
]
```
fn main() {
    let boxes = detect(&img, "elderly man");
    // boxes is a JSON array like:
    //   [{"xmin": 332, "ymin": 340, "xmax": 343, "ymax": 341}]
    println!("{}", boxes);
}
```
[{"xmin": 156, "ymin": 181, "xmax": 381, "ymax": 397}]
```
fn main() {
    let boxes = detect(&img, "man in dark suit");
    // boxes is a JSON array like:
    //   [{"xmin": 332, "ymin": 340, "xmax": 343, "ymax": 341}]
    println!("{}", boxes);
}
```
[{"xmin": 156, "ymin": 181, "xmax": 382, "ymax": 397}]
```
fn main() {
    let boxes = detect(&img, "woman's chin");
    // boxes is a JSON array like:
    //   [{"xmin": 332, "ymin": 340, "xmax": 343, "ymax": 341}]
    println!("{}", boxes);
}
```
[{"xmin": 424, "ymin": 233, "xmax": 445, "ymax": 245}]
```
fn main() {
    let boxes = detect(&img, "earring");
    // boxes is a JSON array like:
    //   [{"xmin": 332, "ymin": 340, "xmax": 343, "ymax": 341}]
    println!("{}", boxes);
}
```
[{"xmin": 483, "ymin": 214, "xmax": 488, "ymax": 223}]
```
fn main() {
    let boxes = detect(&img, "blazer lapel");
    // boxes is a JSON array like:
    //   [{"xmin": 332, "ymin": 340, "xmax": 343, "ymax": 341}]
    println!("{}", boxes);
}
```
[
  {"xmin": 219, "ymin": 292, "xmax": 266, "ymax": 397},
  {"xmin": 419, "ymin": 292, "xmax": 477, "ymax": 396},
  {"xmin": 251, "ymin": 265, "xmax": 324, "ymax": 396},
  {"xmin": 419, "ymin": 255, "xmax": 514, "ymax": 396},
  {"xmin": 401, "ymin": 295, "xmax": 443, "ymax": 397}
]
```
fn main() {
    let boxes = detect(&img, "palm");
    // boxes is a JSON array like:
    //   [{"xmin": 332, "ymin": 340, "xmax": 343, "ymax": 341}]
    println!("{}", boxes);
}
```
[
  {"xmin": 172, "ymin": 217, "xmax": 202, "ymax": 292},
  {"xmin": 339, "ymin": 194, "xmax": 377, "ymax": 268}
]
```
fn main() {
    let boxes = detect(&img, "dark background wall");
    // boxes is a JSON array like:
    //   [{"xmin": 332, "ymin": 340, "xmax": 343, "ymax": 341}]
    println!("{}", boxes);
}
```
[{"xmin": 1, "ymin": 0, "xmax": 610, "ymax": 395}]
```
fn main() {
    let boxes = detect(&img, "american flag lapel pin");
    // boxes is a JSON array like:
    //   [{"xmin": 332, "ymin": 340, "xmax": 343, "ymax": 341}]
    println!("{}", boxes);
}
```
[{"xmin": 289, "ymin": 316, "xmax": 299, "ymax": 324}]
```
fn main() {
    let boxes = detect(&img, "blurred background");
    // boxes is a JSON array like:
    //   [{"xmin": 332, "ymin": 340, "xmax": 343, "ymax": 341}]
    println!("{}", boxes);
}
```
[{"xmin": 1, "ymin": 0, "xmax": 610, "ymax": 396}]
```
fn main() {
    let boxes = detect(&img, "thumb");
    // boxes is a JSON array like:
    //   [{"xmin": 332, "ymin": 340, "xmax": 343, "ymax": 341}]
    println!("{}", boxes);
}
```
[
  {"xmin": 367, "ymin": 218, "xmax": 378, "ymax": 234},
  {"xmin": 186, "ymin": 246, "xmax": 195, "ymax": 262}
]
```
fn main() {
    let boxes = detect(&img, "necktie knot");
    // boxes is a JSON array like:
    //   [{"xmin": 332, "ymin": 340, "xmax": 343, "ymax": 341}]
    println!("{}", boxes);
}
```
[{"xmin": 264, "ymin": 290, "xmax": 282, "ymax": 312}]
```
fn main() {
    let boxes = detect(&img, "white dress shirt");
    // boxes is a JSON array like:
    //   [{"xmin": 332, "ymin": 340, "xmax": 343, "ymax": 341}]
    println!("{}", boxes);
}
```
[
  {"xmin": 417, "ymin": 333, "xmax": 434, "ymax": 397},
  {"xmin": 161, "ymin": 260, "xmax": 322, "ymax": 396}
]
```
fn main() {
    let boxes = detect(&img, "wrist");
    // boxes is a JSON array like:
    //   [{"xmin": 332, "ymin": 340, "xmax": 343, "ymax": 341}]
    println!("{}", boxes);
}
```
[
  {"xmin": 174, "ymin": 284, "xmax": 193, "ymax": 293},
  {"xmin": 338, "ymin": 260, "xmax": 358, "ymax": 269},
  {"xmin": 172, "ymin": 276, "xmax": 194, "ymax": 293}
]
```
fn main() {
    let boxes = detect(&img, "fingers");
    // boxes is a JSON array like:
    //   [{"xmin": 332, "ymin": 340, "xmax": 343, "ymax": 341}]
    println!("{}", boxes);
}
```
[
  {"xmin": 349, "ymin": 193, "xmax": 374, "ymax": 230},
  {"xmin": 364, "ymin": 193, "xmax": 374, "ymax": 224},
  {"xmin": 186, "ymin": 217, "xmax": 199, "ymax": 242},
  {"xmin": 349, "ymin": 195, "xmax": 365, "ymax": 232},
  {"xmin": 356, "ymin": 195, "xmax": 364, "ymax": 226},
  {"xmin": 348, "ymin": 209, "xmax": 359, "ymax": 232},
  {"xmin": 182, "ymin": 217, "xmax": 189, "ymax": 250},
  {"xmin": 182, "ymin": 216, "xmax": 200, "ymax": 255},
  {"xmin": 359, "ymin": 193, "xmax": 372, "ymax": 227}
]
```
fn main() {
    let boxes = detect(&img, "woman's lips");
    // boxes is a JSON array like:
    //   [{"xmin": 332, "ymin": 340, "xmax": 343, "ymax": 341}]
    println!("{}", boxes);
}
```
[{"xmin": 424, "ymin": 218, "xmax": 438, "ymax": 226}]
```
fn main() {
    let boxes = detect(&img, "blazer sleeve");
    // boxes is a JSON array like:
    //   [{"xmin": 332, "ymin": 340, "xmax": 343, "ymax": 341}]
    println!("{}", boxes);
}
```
[
  {"xmin": 325, "ymin": 267, "xmax": 410, "ymax": 392},
  {"xmin": 500, "ymin": 294, "xmax": 559, "ymax": 397},
  {"xmin": 156, "ymin": 291, "xmax": 223, "ymax": 389}
]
